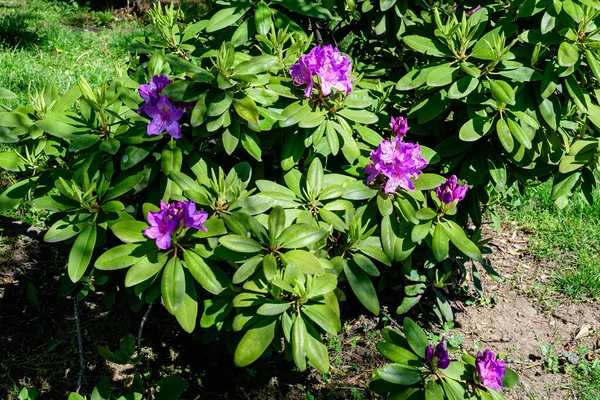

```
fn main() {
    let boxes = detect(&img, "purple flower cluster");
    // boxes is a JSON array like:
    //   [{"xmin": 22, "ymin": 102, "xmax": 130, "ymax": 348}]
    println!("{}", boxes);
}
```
[
  {"xmin": 391, "ymin": 116, "xmax": 408, "ymax": 138},
  {"xmin": 138, "ymin": 75, "xmax": 184, "ymax": 139},
  {"xmin": 143, "ymin": 200, "xmax": 208, "ymax": 250},
  {"xmin": 425, "ymin": 339, "xmax": 450, "ymax": 369},
  {"xmin": 290, "ymin": 45, "xmax": 353, "ymax": 98},
  {"xmin": 365, "ymin": 135, "xmax": 427, "ymax": 194},
  {"xmin": 435, "ymin": 175, "xmax": 468, "ymax": 204},
  {"xmin": 476, "ymin": 349, "xmax": 506, "ymax": 390}
]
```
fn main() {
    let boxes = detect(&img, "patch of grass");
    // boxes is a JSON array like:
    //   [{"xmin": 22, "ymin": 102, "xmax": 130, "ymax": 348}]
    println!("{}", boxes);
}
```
[
  {"xmin": 572, "ymin": 356, "xmax": 600, "ymax": 400},
  {"xmin": 0, "ymin": 0, "xmax": 154, "ymax": 108},
  {"xmin": 506, "ymin": 177, "xmax": 600, "ymax": 299}
]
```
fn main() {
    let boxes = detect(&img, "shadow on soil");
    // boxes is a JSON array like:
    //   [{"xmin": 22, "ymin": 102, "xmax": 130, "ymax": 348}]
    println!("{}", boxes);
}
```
[{"xmin": 0, "ymin": 235, "xmax": 386, "ymax": 399}]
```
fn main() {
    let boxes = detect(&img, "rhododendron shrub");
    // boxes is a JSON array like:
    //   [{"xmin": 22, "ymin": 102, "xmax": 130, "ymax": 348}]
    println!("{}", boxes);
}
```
[{"xmin": 0, "ymin": 0, "xmax": 596, "ymax": 392}]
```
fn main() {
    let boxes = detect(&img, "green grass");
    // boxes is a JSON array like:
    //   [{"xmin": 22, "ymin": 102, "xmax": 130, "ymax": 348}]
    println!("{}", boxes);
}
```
[
  {"xmin": 505, "ymin": 177, "xmax": 600, "ymax": 300},
  {"xmin": 0, "ymin": 0, "xmax": 154, "ymax": 108}
]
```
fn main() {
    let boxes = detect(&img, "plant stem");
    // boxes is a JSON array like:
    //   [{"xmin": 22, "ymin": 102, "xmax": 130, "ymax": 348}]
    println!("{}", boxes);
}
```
[
  {"xmin": 74, "ymin": 298, "xmax": 85, "ymax": 394},
  {"xmin": 137, "ymin": 302, "xmax": 154, "ymax": 355}
]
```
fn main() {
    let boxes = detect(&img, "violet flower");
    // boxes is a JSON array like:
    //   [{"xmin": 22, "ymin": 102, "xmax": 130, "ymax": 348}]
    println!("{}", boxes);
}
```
[
  {"xmin": 180, "ymin": 201, "xmax": 209, "ymax": 231},
  {"xmin": 467, "ymin": 5, "xmax": 482, "ymax": 15},
  {"xmin": 425, "ymin": 339, "xmax": 450, "ymax": 369},
  {"xmin": 476, "ymin": 350, "xmax": 506, "ymax": 390},
  {"xmin": 365, "ymin": 136, "xmax": 428, "ymax": 194},
  {"xmin": 435, "ymin": 175, "xmax": 468, "ymax": 204},
  {"xmin": 138, "ymin": 74, "xmax": 172, "ymax": 115},
  {"xmin": 143, "ymin": 200, "xmax": 209, "ymax": 249},
  {"xmin": 290, "ymin": 45, "xmax": 353, "ymax": 97},
  {"xmin": 144, "ymin": 95, "xmax": 185, "ymax": 139},
  {"xmin": 143, "ymin": 205, "xmax": 179, "ymax": 250},
  {"xmin": 391, "ymin": 116, "xmax": 408, "ymax": 138}
]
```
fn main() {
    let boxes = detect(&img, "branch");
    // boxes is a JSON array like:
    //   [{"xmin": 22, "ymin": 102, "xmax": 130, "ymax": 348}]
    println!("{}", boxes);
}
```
[
  {"xmin": 0, "ymin": 215, "xmax": 46, "ymax": 241},
  {"xmin": 137, "ymin": 302, "xmax": 154, "ymax": 355},
  {"xmin": 74, "ymin": 298, "xmax": 85, "ymax": 393},
  {"xmin": 380, "ymin": 308, "xmax": 404, "ymax": 332}
]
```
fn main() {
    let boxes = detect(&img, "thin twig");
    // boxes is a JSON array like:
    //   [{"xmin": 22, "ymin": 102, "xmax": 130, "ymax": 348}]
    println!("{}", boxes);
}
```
[
  {"xmin": 380, "ymin": 308, "xmax": 404, "ymax": 332},
  {"xmin": 137, "ymin": 302, "xmax": 154, "ymax": 355},
  {"xmin": 74, "ymin": 298, "xmax": 85, "ymax": 393}
]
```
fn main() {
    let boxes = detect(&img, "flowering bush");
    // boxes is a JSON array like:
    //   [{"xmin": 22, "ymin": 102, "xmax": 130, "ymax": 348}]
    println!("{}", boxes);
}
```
[
  {"xmin": 372, "ymin": 318, "xmax": 518, "ymax": 399},
  {"xmin": 0, "ymin": 0, "xmax": 597, "ymax": 384}
]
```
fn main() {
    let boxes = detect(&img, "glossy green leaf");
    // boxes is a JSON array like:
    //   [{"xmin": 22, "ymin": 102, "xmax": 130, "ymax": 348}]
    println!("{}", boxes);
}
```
[
  {"xmin": 233, "ymin": 317, "xmax": 277, "ymax": 367},
  {"xmin": 68, "ymin": 223, "xmax": 97, "ymax": 282},
  {"xmin": 161, "ymin": 257, "xmax": 185, "ymax": 314},
  {"xmin": 343, "ymin": 260, "xmax": 379, "ymax": 315},
  {"xmin": 441, "ymin": 220, "xmax": 483, "ymax": 262}
]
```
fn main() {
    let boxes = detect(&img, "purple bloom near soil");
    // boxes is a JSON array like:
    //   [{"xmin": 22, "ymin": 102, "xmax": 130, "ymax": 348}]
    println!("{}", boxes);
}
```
[
  {"xmin": 435, "ymin": 175, "xmax": 468, "ymax": 204},
  {"xmin": 476, "ymin": 349, "xmax": 506, "ymax": 390},
  {"xmin": 390, "ymin": 116, "xmax": 408, "ymax": 138},
  {"xmin": 365, "ymin": 136, "xmax": 427, "ymax": 194},
  {"xmin": 425, "ymin": 339, "xmax": 450, "ymax": 369},
  {"xmin": 290, "ymin": 45, "xmax": 353, "ymax": 97},
  {"xmin": 144, "ymin": 95, "xmax": 185, "ymax": 139},
  {"xmin": 143, "ymin": 200, "xmax": 209, "ymax": 249},
  {"xmin": 467, "ymin": 5, "xmax": 482, "ymax": 15}
]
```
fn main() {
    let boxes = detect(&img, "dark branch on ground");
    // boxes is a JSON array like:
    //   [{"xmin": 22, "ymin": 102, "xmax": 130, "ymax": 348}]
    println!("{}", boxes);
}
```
[{"xmin": 0, "ymin": 215, "xmax": 46, "ymax": 241}]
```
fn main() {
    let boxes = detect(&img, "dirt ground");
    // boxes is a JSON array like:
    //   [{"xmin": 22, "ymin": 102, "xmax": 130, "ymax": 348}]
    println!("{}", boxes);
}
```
[
  {"xmin": 1, "ymin": 221, "xmax": 599, "ymax": 399},
  {"xmin": 454, "ymin": 222, "xmax": 600, "ymax": 400}
]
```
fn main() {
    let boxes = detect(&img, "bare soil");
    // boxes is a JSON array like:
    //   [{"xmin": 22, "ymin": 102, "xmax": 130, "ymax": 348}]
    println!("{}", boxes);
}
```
[
  {"xmin": 1, "ymin": 221, "xmax": 599, "ymax": 399},
  {"xmin": 454, "ymin": 222, "xmax": 600, "ymax": 400}
]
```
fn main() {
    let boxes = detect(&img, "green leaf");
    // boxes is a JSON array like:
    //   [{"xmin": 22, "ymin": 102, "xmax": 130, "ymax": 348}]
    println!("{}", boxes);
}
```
[
  {"xmin": 110, "ymin": 220, "xmax": 147, "ymax": 243},
  {"xmin": 343, "ymin": 180, "xmax": 377, "ymax": 200},
  {"xmin": 307, "ymin": 274, "xmax": 337, "ymax": 298},
  {"xmin": 413, "ymin": 173, "xmax": 447, "ymax": 190},
  {"xmin": 551, "ymin": 172, "xmax": 580, "ymax": 200},
  {"xmin": 585, "ymin": 49, "xmax": 600, "ymax": 82},
  {"xmin": 161, "ymin": 140, "xmax": 183, "ymax": 176},
  {"xmin": 183, "ymin": 249, "xmax": 224, "ymax": 295},
  {"xmin": 280, "ymin": 225, "xmax": 327, "ymax": 249},
  {"xmin": 255, "ymin": 1, "xmax": 272, "ymax": 36},
  {"xmin": 271, "ymin": 0, "xmax": 332, "ymax": 19},
  {"xmin": 558, "ymin": 42, "xmax": 579, "ymax": 67},
  {"xmin": 257, "ymin": 301, "xmax": 291, "ymax": 316},
  {"xmin": 425, "ymin": 379, "xmax": 444, "ymax": 400},
  {"xmin": 105, "ymin": 174, "xmax": 144, "ymax": 201},
  {"xmin": 506, "ymin": 117, "xmax": 531, "ymax": 149},
  {"xmin": 458, "ymin": 116, "xmax": 494, "ymax": 142},
  {"xmin": 441, "ymin": 220, "xmax": 483, "ymax": 262},
  {"xmin": 292, "ymin": 314, "xmax": 307, "ymax": 371},
  {"xmin": 280, "ymin": 101, "xmax": 312, "ymax": 128},
  {"xmin": 0, "ymin": 178, "xmax": 35, "ymax": 213},
  {"xmin": 95, "ymin": 244, "xmax": 144, "ymax": 270},
  {"xmin": 125, "ymin": 252, "xmax": 169, "ymax": 287},
  {"xmin": 403, "ymin": 317, "xmax": 429, "ymax": 357},
  {"xmin": 206, "ymin": 6, "xmax": 250, "ymax": 33},
  {"xmin": 233, "ymin": 96, "xmax": 259, "ymax": 123},
  {"xmin": 377, "ymin": 363, "xmax": 423, "ymax": 385},
  {"xmin": 68, "ymin": 223, "xmax": 97, "ymax": 282},
  {"xmin": 161, "ymin": 257, "xmax": 185, "ymax": 314},
  {"xmin": 502, "ymin": 367, "xmax": 520, "ymax": 388},
  {"xmin": 219, "ymin": 235, "xmax": 263, "ymax": 253},
  {"xmin": 397, "ymin": 295, "xmax": 422, "ymax": 314},
  {"xmin": 403, "ymin": 36, "xmax": 448, "ymax": 57},
  {"xmin": 336, "ymin": 108, "xmax": 378, "ymax": 124},
  {"xmin": 91, "ymin": 376, "xmax": 111, "ymax": 400},
  {"xmin": 304, "ymin": 322, "xmax": 330, "ymax": 373},
  {"xmin": 0, "ymin": 151, "xmax": 25, "ymax": 172},
  {"xmin": 441, "ymin": 378, "xmax": 466, "ymax": 400},
  {"xmin": 448, "ymin": 76, "xmax": 479, "ymax": 99},
  {"xmin": 425, "ymin": 65, "xmax": 459, "ymax": 87},
  {"xmin": 496, "ymin": 118, "xmax": 514, "ymax": 152},
  {"xmin": 432, "ymin": 223, "xmax": 449, "ymax": 262},
  {"xmin": 564, "ymin": 75, "xmax": 588, "ymax": 113},
  {"xmin": 376, "ymin": 343, "xmax": 419, "ymax": 364},
  {"xmin": 175, "ymin": 274, "xmax": 198, "ymax": 334},
  {"xmin": 435, "ymin": 291, "xmax": 453, "ymax": 321},
  {"xmin": 281, "ymin": 250, "xmax": 324, "ymax": 274},
  {"xmin": 45, "ymin": 214, "xmax": 91, "ymax": 243},
  {"xmin": 233, "ymin": 256, "xmax": 263, "ymax": 284},
  {"xmin": 343, "ymin": 260, "xmax": 379, "ymax": 315},
  {"xmin": 207, "ymin": 91, "xmax": 233, "ymax": 117},
  {"xmin": 155, "ymin": 376, "xmax": 189, "ymax": 400},
  {"xmin": 489, "ymin": 79, "xmax": 516, "ymax": 105},
  {"xmin": 234, "ymin": 317, "xmax": 277, "ymax": 367},
  {"xmin": 233, "ymin": 55, "xmax": 281, "ymax": 76}
]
